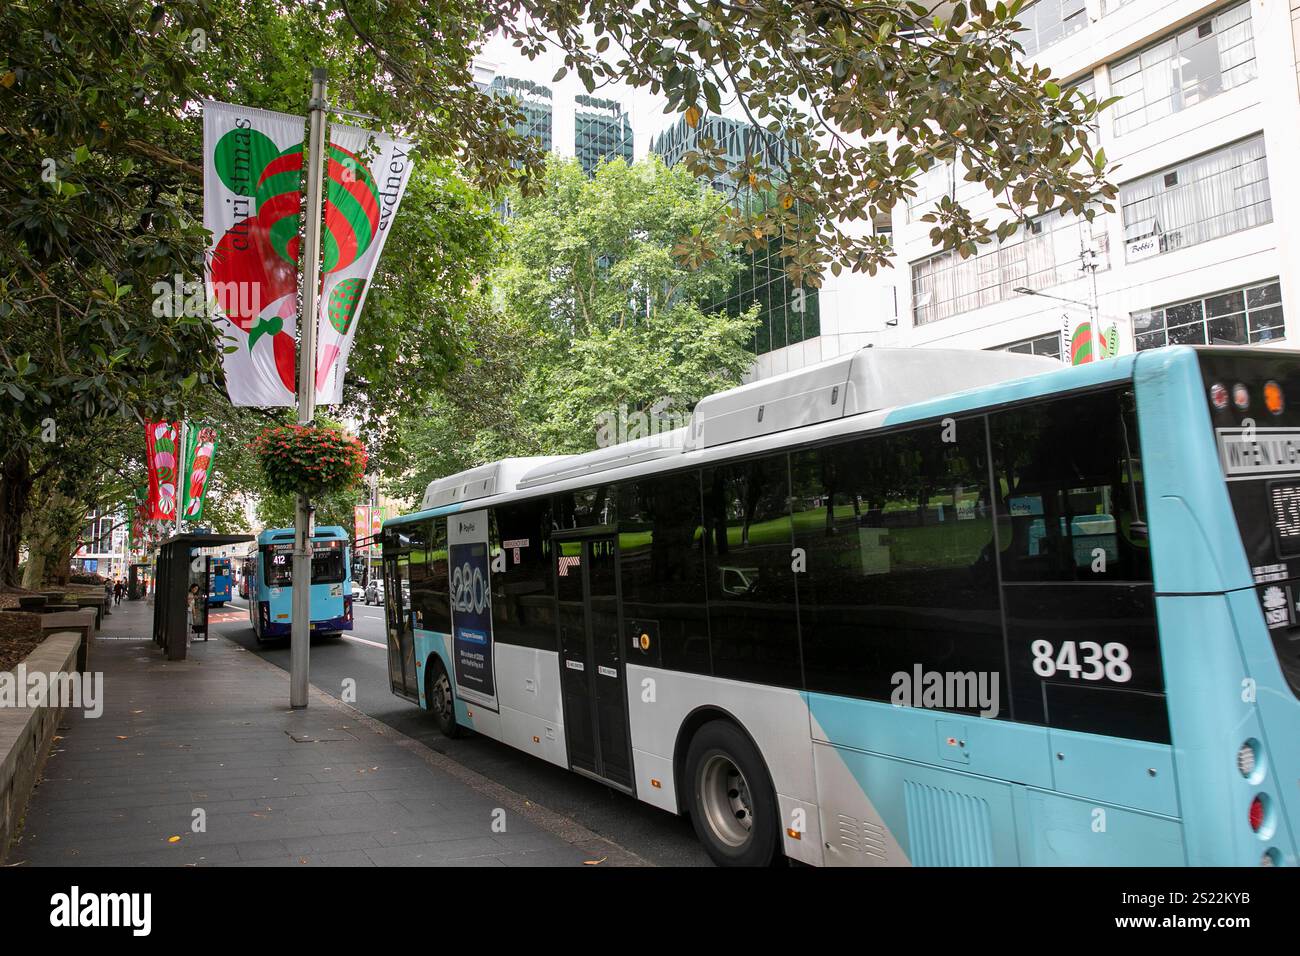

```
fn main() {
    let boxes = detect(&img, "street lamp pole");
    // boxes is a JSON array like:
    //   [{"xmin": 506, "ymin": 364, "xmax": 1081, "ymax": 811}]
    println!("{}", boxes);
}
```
[{"xmin": 291, "ymin": 67, "xmax": 329, "ymax": 710}]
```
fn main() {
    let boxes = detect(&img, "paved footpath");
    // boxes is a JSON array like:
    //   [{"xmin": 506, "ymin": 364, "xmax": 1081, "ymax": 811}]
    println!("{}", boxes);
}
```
[{"xmin": 11, "ymin": 599, "xmax": 644, "ymax": 867}]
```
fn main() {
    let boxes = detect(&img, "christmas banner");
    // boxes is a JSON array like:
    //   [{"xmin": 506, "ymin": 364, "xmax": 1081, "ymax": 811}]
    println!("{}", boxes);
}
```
[
  {"xmin": 182, "ymin": 424, "xmax": 219, "ymax": 522},
  {"xmin": 204, "ymin": 101, "xmax": 412, "ymax": 407},
  {"xmin": 312, "ymin": 122, "xmax": 413, "ymax": 405},
  {"xmin": 145, "ymin": 421, "xmax": 182, "ymax": 520},
  {"xmin": 203, "ymin": 101, "xmax": 306, "ymax": 406}
]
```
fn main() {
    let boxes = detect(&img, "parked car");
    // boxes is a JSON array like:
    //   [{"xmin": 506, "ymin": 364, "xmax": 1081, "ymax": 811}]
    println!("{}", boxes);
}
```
[{"xmin": 363, "ymin": 579, "xmax": 385, "ymax": 606}]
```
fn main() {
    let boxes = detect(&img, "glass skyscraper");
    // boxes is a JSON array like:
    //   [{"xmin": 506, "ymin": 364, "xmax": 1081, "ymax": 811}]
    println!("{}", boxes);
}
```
[
  {"xmin": 651, "ymin": 114, "xmax": 818, "ymax": 357},
  {"xmin": 574, "ymin": 94, "xmax": 633, "ymax": 175}
]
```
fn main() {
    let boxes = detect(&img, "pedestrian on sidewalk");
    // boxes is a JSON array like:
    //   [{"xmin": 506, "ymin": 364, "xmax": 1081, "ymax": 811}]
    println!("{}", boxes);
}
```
[
  {"xmin": 113, "ymin": 579, "xmax": 124, "ymax": 605},
  {"xmin": 187, "ymin": 583, "xmax": 209, "ymax": 644}
]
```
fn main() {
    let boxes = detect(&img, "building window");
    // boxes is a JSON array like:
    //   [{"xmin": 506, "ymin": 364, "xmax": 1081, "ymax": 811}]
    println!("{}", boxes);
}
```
[
  {"xmin": 1109, "ymin": 3, "xmax": 1257, "ymax": 136},
  {"xmin": 1017, "ymin": 0, "xmax": 1088, "ymax": 58},
  {"xmin": 998, "ymin": 332, "xmax": 1064, "ymax": 361},
  {"xmin": 574, "ymin": 94, "xmax": 633, "ymax": 176},
  {"xmin": 1133, "ymin": 279, "xmax": 1284, "ymax": 350},
  {"xmin": 1120, "ymin": 135, "xmax": 1271, "ymax": 261},
  {"xmin": 911, "ymin": 208, "xmax": 1108, "ymax": 326}
]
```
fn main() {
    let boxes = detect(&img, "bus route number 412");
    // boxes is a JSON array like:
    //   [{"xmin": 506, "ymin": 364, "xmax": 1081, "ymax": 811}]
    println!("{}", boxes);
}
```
[{"xmin": 1030, "ymin": 640, "xmax": 1132, "ymax": 683}]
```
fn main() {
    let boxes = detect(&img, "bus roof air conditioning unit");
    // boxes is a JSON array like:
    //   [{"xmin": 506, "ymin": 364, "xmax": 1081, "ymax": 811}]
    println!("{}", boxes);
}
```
[
  {"xmin": 684, "ymin": 347, "xmax": 1057, "ymax": 451},
  {"xmin": 516, "ymin": 428, "xmax": 689, "ymax": 491},
  {"xmin": 419, "ymin": 456, "xmax": 568, "ymax": 511}
]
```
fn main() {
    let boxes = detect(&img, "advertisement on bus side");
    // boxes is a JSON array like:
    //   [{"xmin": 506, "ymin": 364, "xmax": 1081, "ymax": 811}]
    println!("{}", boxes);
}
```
[{"xmin": 448, "ymin": 510, "xmax": 497, "ymax": 709}]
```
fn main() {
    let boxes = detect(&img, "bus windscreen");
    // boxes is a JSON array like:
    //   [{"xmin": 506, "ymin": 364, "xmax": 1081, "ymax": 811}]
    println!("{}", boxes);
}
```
[{"xmin": 263, "ymin": 545, "xmax": 346, "ymax": 586}]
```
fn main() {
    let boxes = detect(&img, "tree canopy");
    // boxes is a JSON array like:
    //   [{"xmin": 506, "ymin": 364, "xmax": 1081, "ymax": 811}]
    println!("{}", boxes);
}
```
[
  {"xmin": 0, "ymin": 0, "xmax": 1115, "ymax": 584},
  {"xmin": 385, "ymin": 155, "xmax": 758, "ymax": 502}
]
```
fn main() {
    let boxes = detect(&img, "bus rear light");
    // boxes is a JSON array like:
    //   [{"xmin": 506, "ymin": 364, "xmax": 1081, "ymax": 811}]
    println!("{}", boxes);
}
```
[
  {"xmin": 1264, "ymin": 380, "xmax": 1285, "ymax": 415},
  {"xmin": 1233, "ymin": 383, "xmax": 1250, "ymax": 410},
  {"xmin": 1210, "ymin": 383, "xmax": 1229, "ymax": 410},
  {"xmin": 1249, "ymin": 795, "xmax": 1266, "ymax": 833},
  {"xmin": 1236, "ymin": 741, "xmax": 1257, "ymax": 778}
]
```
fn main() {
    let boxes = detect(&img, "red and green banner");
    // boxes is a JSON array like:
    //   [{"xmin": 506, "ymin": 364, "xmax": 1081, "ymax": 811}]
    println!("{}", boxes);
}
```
[
  {"xmin": 311, "ymin": 124, "xmax": 412, "ymax": 405},
  {"xmin": 203, "ymin": 101, "xmax": 411, "ymax": 408},
  {"xmin": 1066, "ymin": 320, "xmax": 1120, "ymax": 366},
  {"xmin": 145, "ymin": 421, "xmax": 182, "ymax": 520},
  {"xmin": 182, "ymin": 424, "xmax": 219, "ymax": 522},
  {"xmin": 203, "ymin": 103, "xmax": 306, "ymax": 406}
]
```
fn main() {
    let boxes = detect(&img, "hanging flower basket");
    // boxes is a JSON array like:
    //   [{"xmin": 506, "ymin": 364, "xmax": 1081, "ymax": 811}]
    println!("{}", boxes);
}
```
[{"xmin": 252, "ymin": 424, "xmax": 368, "ymax": 498}]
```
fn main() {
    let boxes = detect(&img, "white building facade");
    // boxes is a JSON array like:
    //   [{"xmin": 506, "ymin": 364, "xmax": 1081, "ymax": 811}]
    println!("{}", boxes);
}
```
[{"xmin": 750, "ymin": 0, "xmax": 1300, "ymax": 379}]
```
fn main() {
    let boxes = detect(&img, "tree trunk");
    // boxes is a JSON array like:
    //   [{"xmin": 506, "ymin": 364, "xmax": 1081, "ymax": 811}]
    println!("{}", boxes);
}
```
[
  {"xmin": 21, "ymin": 488, "xmax": 83, "ymax": 589},
  {"xmin": 0, "ymin": 447, "xmax": 33, "ymax": 588}
]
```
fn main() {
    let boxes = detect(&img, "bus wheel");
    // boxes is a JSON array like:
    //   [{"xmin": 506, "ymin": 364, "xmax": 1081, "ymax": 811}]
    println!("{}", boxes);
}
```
[
  {"xmin": 685, "ymin": 720, "xmax": 780, "ymax": 867},
  {"xmin": 426, "ymin": 661, "xmax": 461, "ymax": 739}
]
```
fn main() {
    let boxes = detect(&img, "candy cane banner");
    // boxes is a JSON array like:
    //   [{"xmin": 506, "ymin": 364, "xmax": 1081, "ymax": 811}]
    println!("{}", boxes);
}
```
[
  {"xmin": 145, "ymin": 421, "xmax": 182, "ymax": 520},
  {"xmin": 182, "ymin": 424, "xmax": 219, "ymax": 522},
  {"xmin": 203, "ymin": 101, "xmax": 307, "ymax": 407},
  {"xmin": 312, "ymin": 122, "xmax": 413, "ymax": 405}
]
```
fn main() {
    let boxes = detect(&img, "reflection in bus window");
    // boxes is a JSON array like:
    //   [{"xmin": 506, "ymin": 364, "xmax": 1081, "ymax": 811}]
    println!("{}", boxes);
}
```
[
  {"xmin": 990, "ymin": 389, "xmax": 1151, "ymax": 582},
  {"xmin": 791, "ymin": 419, "xmax": 1005, "ymax": 710}
]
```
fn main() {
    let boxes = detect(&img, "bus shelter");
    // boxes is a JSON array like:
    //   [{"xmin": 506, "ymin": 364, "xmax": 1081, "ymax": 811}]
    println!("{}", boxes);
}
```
[{"xmin": 152, "ymin": 532, "xmax": 253, "ymax": 661}]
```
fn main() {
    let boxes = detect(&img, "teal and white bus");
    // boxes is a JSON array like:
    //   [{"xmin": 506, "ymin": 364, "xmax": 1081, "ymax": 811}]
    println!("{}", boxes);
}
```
[
  {"xmin": 248, "ymin": 526, "xmax": 353, "ymax": 644},
  {"xmin": 382, "ymin": 345, "xmax": 1298, "ymax": 867}
]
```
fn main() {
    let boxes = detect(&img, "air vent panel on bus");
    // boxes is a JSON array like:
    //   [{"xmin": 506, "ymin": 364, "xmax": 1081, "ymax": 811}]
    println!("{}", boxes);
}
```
[
  {"xmin": 418, "ymin": 456, "xmax": 567, "ymax": 511},
  {"xmin": 684, "ymin": 347, "xmax": 1056, "ymax": 451}
]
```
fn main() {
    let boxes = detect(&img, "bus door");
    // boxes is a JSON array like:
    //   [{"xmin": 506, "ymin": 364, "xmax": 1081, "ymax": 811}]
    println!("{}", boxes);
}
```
[
  {"xmin": 555, "ymin": 534, "xmax": 633, "ymax": 790},
  {"xmin": 385, "ymin": 549, "xmax": 419, "ymax": 702}
]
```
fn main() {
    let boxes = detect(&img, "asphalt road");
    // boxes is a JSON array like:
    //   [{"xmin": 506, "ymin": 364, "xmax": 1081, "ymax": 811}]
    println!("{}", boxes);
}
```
[{"xmin": 214, "ymin": 597, "xmax": 711, "ymax": 866}]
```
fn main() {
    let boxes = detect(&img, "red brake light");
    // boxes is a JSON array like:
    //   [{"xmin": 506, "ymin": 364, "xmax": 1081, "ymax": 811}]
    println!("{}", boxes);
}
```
[
  {"xmin": 1210, "ymin": 383, "xmax": 1229, "ymax": 410},
  {"xmin": 1249, "ymin": 795, "xmax": 1265, "ymax": 832},
  {"xmin": 1233, "ymin": 383, "xmax": 1250, "ymax": 410}
]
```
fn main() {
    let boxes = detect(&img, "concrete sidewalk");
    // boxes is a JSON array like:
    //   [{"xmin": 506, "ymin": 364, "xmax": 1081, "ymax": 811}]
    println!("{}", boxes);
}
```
[{"xmin": 10, "ymin": 598, "xmax": 642, "ymax": 867}]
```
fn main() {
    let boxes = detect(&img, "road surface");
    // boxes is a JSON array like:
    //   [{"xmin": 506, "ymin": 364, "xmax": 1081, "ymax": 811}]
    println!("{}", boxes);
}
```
[{"xmin": 213, "ymin": 597, "xmax": 710, "ymax": 866}]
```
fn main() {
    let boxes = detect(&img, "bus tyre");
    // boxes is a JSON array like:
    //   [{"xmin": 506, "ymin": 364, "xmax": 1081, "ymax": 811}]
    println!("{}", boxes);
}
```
[
  {"xmin": 427, "ymin": 660, "xmax": 461, "ymax": 739},
  {"xmin": 685, "ymin": 720, "xmax": 781, "ymax": 867}
]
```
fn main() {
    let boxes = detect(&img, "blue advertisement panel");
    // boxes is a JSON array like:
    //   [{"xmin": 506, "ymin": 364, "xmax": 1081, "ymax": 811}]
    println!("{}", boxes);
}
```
[{"xmin": 448, "ymin": 511, "xmax": 496, "ymax": 708}]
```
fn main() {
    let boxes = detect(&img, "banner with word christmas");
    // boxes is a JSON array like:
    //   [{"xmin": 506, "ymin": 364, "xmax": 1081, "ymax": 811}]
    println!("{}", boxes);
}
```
[
  {"xmin": 182, "ymin": 424, "xmax": 219, "ymax": 522},
  {"xmin": 145, "ymin": 421, "xmax": 182, "ymax": 520},
  {"xmin": 312, "ymin": 122, "xmax": 413, "ymax": 405},
  {"xmin": 203, "ymin": 102, "xmax": 305, "ymax": 406},
  {"xmin": 203, "ymin": 101, "xmax": 411, "ymax": 407}
]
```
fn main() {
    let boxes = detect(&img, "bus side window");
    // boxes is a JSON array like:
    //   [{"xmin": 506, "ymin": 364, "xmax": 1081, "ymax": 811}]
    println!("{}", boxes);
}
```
[
  {"xmin": 617, "ymin": 472, "xmax": 710, "ymax": 674},
  {"xmin": 701, "ymin": 456, "xmax": 801, "ymax": 689},
  {"xmin": 792, "ymin": 420, "xmax": 1005, "ymax": 711},
  {"xmin": 990, "ymin": 390, "xmax": 1151, "ymax": 583},
  {"xmin": 991, "ymin": 388, "xmax": 1167, "ymax": 743},
  {"xmin": 491, "ymin": 499, "xmax": 556, "ymax": 652},
  {"xmin": 407, "ymin": 518, "xmax": 451, "ymax": 634}
]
